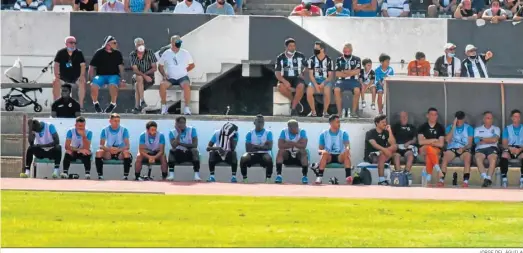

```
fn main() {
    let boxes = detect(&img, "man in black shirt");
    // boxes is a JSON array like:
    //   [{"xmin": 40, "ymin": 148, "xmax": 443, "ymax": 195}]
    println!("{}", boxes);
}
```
[
  {"xmin": 274, "ymin": 38, "xmax": 307, "ymax": 116},
  {"xmin": 391, "ymin": 111, "xmax": 417, "ymax": 172},
  {"xmin": 51, "ymin": 84, "xmax": 81, "ymax": 118},
  {"xmin": 364, "ymin": 115, "xmax": 397, "ymax": 185},
  {"xmin": 88, "ymin": 35, "xmax": 125, "ymax": 113},
  {"xmin": 417, "ymin": 107, "xmax": 445, "ymax": 186},
  {"xmin": 454, "ymin": 0, "xmax": 478, "ymax": 19},
  {"xmin": 53, "ymin": 36, "xmax": 86, "ymax": 110}
]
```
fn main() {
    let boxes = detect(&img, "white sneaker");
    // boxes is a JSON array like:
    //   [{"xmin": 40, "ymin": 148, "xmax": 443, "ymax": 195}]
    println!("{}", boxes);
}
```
[
  {"xmin": 194, "ymin": 172, "xmax": 201, "ymax": 181},
  {"xmin": 52, "ymin": 173, "xmax": 59, "ymax": 179},
  {"xmin": 502, "ymin": 178, "xmax": 508, "ymax": 188},
  {"xmin": 315, "ymin": 177, "xmax": 322, "ymax": 184},
  {"xmin": 85, "ymin": 174, "xmax": 91, "ymax": 180},
  {"xmin": 184, "ymin": 106, "xmax": 192, "ymax": 115},
  {"xmin": 371, "ymin": 104, "xmax": 376, "ymax": 110},
  {"xmin": 60, "ymin": 172, "xmax": 68, "ymax": 179},
  {"xmin": 361, "ymin": 100, "xmax": 367, "ymax": 109},
  {"xmin": 167, "ymin": 172, "xmax": 175, "ymax": 181},
  {"xmin": 161, "ymin": 104, "xmax": 168, "ymax": 115}
]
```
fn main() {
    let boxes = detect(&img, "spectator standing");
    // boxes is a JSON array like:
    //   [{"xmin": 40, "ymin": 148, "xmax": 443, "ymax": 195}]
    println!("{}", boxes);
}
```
[
  {"xmin": 74, "ymin": 0, "xmax": 98, "ymax": 11},
  {"xmin": 454, "ymin": 0, "xmax": 478, "ymax": 19},
  {"xmin": 428, "ymin": 0, "xmax": 456, "ymax": 17},
  {"xmin": 174, "ymin": 0, "xmax": 204, "ymax": 13},
  {"xmin": 88, "ymin": 35, "xmax": 125, "ymax": 113},
  {"xmin": 461, "ymin": 44, "xmax": 493, "ymax": 78},
  {"xmin": 125, "ymin": 0, "xmax": 150, "ymax": 12},
  {"xmin": 353, "ymin": 0, "xmax": 377, "ymax": 16},
  {"xmin": 326, "ymin": 0, "xmax": 351, "ymax": 15},
  {"xmin": 13, "ymin": 0, "xmax": 47, "ymax": 10},
  {"xmin": 206, "ymin": 0, "xmax": 234, "ymax": 14},
  {"xmin": 358, "ymin": 58, "xmax": 375, "ymax": 110},
  {"xmin": 407, "ymin": 52, "xmax": 431, "ymax": 76},
  {"xmin": 99, "ymin": 0, "xmax": 125, "ymax": 11},
  {"xmin": 129, "ymin": 38, "xmax": 157, "ymax": 114},
  {"xmin": 53, "ymin": 36, "xmax": 86, "ymax": 110},
  {"xmin": 434, "ymin": 43, "xmax": 461, "ymax": 77},
  {"xmin": 381, "ymin": 0, "xmax": 409, "ymax": 16},
  {"xmin": 51, "ymin": 84, "xmax": 81, "ymax": 118},
  {"xmin": 482, "ymin": 0, "xmax": 508, "ymax": 23},
  {"xmin": 374, "ymin": 53, "xmax": 393, "ymax": 115},
  {"xmin": 291, "ymin": 1, "xmax": 322, "ymax": 16}
]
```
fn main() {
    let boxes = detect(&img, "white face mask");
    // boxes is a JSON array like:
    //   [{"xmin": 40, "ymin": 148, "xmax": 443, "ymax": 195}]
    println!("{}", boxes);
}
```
[
  {"xmin": 335, "ymin": 3, "xmax": 343, "ymax": 7},
  {"xmin": 137, "ymin": 45, "xmax": 145, "ymax": 52}
]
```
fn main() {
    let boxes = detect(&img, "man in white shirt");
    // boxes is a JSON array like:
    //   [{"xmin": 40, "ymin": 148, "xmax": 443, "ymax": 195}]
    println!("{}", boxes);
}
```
[
  {"xmin": 381, "ymin": 0, "xmax": 410, "ymax": 17},
  {"xmin": 174, "ymin": 0, "xmax": 204, "ymax": 13},
  {"xmin": 158, "ymin": 35, "xmax": 196, "ymax": 115},
  {"xmin": 473, "ymin": 111, "xmax": 501, "ymax": 188}
]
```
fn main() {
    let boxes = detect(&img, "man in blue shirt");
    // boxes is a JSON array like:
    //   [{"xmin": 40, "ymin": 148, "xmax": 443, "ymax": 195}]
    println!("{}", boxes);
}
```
[
  {"xmin": 315, "ymin": 115, "xmax": 351, "ymax": 184},
  {"xmin": 21, "ymin": 119, "xmax": 61, "ymax": 179},
  {"xmin": 440, "ymin": 111, "xmax": 474, "ymax": 187},
  {"xmin": 240, "ymin": 115, "xmax": 274, "ymax": 183},
  {"xmin": 207, "ymin": 122, "xmax": 239, "ymax": 183},
  {"xmin": 276, "ymin": 120, "xmax": 309, "ymax": 184},
  {"xmin": 500, "ymin": 109, "xmax": 523, "ymax": 188},
  {"xmin": 168, "ymin": 116, "xmax": 200, "ymax": 181},
  {"xmin": 63, "ymin": 116, "xmax": 93, "ymax": 179},
  {"xmin": 95, "ymin": 113, "xmax": 131, "ymax": 180},
  {"xmin": 136, "ymin": 121, "xmax": 167, "ymax": 181},
  {"xmin": 326, "ymin": 0, "xmax": 351, "ymax": 16},
  {"xmin": 374, "ymin": 53, "xmax": 394, "ymax": 115}
]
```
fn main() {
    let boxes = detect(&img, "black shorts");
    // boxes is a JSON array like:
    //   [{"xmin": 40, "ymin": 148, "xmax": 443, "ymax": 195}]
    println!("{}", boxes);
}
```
[
  {"xmin": 327, "ymin": 153, "xmax": 341, "ymax": 164},
  {"xmin": 445, "ymin": 148, "xmax": 471, "ymax": 158},
  {"xmin": 209, "ymin": 150, "xmax": 236, "ymax": 165},
  {"xmin": 281, "ymin": 77, "xmax": 305, "ymax": 88},
  {"xmin": 132, "ymin": 74, "xmax": 155, "ymax": 90},
  {"xmin": 503, "ymin": 146, "xmax": 523, "ymax": 159},
  {"xmin": 364, "ymin": 151, "xmax": 391, "ymax": 163},
  {"xmin": 242, "ymin": 152, "xmax": 272, "ymax": 168},
  {"xmin": 32, "ymin": 146, "xmax": 60, "ymax": 159},
  {"xmin": 66, "ymin": 151, "xmax": 92, "ymax": 160},
  {"xmin": 396, "ymin": 149, "xmax": 415, "ymax": 157},
  {"xmin": 170, "ymin": 149, "xmax": 195, "ymax": 164},
  {"xmin": 475, "ymin": 146, "xmax": 499, "ymax": 157},
  {"xmin": 140, "ymin": 151, "xmax": 162, "ymax": 164},
  {"xmin": 282, "ymin": 150, "xmax": 303, "ymax": 166}
]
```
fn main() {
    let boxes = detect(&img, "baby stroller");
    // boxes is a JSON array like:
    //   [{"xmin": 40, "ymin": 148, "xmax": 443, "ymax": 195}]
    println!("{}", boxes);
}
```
[{"xmin": 3, "ymin": 58, "xmax": 53, "ymax": 112}]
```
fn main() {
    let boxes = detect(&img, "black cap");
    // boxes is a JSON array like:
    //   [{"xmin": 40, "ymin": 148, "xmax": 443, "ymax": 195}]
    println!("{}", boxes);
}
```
[{"xmin": 455, "ymin": 111, "xmax": 465, "ymax": 120}]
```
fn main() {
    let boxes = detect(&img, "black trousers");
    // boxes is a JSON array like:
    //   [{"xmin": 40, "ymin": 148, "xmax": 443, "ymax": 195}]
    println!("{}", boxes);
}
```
[
  {"xmin": 25, "ymin": 145, "xmax": 62, "ymax": 168},
  {"xmin": 209, "ymin": 150, "xmax": 238, "ymax": 175},
  {"xmin": 63, "ymin": 151, "xmax": 92, "ymax": 173},
  {"xmin": 168, "ymin": 149, "xmax": 200, "ymax": 172}
]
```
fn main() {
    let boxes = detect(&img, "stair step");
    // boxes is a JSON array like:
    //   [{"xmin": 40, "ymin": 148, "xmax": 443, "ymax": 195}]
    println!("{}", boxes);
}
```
[
  {"xmin": 1, "ymin": 134, "xmax": 24, "ymax": 157},
  {"xmin": 245, "ymin": 9, "xmax": 292, "ymax": 16},
  {"xmin": 248, "ymin": 3, "xmax": 296, "ymax": 11},
  {"xmin": 1, "ymin": 156, "xmax": 23, "ymax": 178},
  {"xmin": 1, "ymin": 114, "xmax": 24, "ymax": 134}
]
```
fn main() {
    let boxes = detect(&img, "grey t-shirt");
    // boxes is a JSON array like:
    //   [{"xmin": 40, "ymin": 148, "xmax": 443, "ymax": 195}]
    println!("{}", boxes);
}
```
[
  {"xmin": 205, "ymin": 2, "xmax": 235, "ymax": 15},
  {"xmin": 483, "ymin": 8, "xmax": 507, "ymax": 17}
]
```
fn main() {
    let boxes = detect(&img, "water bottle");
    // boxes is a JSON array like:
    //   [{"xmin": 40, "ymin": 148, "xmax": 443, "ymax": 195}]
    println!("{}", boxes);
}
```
[
  {"xmin": 341, "ymin": 108, "xmax": 347, "ymax": 118},
  {"xmin": 452, "ymin": 172, "xmax": 458, "ymax": 187},
  {"xmin": 421, "ymin": 170, "xmax": 427, "ymax": 187},
  {"xmin": 495, "ymin": 169, "xmax": 501, "ymax": 187},
  {"xmin": 407, "ymin": 172, "xmax": 412, "ymax": 186}
]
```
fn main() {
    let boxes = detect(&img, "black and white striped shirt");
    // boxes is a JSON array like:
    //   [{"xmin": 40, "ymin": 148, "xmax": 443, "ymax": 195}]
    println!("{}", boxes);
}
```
[
  {"xmin": 307, "ymin": 55, "xmax": 334, "ymax": 79},
  {"xmin": 275, "ymin": 51, "xmax": 307, "ymax": 78},
  {"xmin": 336, "ymin": 55, "xmax": 361, "ymax": 80},
  {"xmin": 14, "ymin": 0, "xmax": 47, "ymax": 11},
  {"xmin": 460, "ymin": 54, "xmax": 489, "ymax": 78},
  {"xmin": 129, "ymin": 49, "xmax": 157, "ymax": 74}
]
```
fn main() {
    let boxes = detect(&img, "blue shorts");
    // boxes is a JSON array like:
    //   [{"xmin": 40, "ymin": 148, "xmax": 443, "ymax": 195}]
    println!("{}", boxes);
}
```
[
  {"xmin": 308, "ymin": 77, "xmax": 332, "ymax": 87},
  {"xmin": 375, "ymin": 82, "xmax": 384, "ymax": 93},
  {"xmin": 92, "ymin": 75, "xmax": 120, "ymax": 87},
  {"xmin": 335, "ymin": 79, "xmax": 360, "ymax": 91},
  {"xmin": 168, "ymin": 76, "xmax": 190, "ymax": 87}
]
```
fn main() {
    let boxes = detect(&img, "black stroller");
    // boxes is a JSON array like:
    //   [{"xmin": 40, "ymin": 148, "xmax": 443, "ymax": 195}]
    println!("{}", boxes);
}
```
[{"xmin": 3, "ymin": 58, "xmax": 53, "ymax": 112}]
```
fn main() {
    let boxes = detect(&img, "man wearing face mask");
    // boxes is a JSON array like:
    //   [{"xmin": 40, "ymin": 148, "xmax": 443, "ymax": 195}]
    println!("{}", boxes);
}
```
[
  {"xmin": 460, "ymin": 44, "xmax": 493, "ymax": 78},
  {"xmin": 53, "ymin": 36, "xmax": 86, "ymax": 111},
  {"xmin": 434, "ymin": 43, "xmax": 461, "ymax": 77},
  {"xmin": 326, "ymin": 0, "xmax": 350, "ymax": 16},
  {"xmin": 174, "ymin": 0, "xmax": 204, "ymax": 13},
  {"xmin": 129, "ymin": 38, "xmax": 157, "ymax": 114},
  {"xmin": 206, "ymin": 0, "xmax": 235, "ymax": 14}
]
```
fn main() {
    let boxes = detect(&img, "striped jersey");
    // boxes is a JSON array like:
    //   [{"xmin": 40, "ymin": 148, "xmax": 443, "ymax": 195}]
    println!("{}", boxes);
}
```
[
  {"xmin": 130, "ymin": 48, "xmax": 157, "ymax": 74},
  {"xmin": 275, "ymin": 51, "xmax": 307, "ymax": 78},
  {"xmin": 461, "ymin": 54, "xmax": 489, "ymax": 78},
  {"xmin": 335, "ymin": 55, "xmax": 361, "ymax": 80},
  {"xmin": 307, "ymin": 55, "xmax": 334, "ymax": 79},
  {"xmin": 359, "ymin": 69, "xmax": 375, "ymax": 85},
  {"xmin": 14, "ymin": 0, "xmax": 47, "ymax": 11}
]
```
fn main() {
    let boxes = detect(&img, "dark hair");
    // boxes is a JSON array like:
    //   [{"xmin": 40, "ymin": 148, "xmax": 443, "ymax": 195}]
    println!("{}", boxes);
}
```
[
  {"xmin": 374, "ymin": 115, "xmax": 387, "ymax": 125},
  {"xmin": 176, "ymin": 116, "xmax": 186, "ymax": 123},
  {"xmin": 76, "ymin": 116, "xmax": 86, "ymax": 123},
  {"xmin": 511, "ymin": 109, "xmax": 521, "ymax": 116},
  {"xmin": 427, "ymin": 107, "xmax": 438, "ymax": 113},
  {"xmin": 415, "ymin": 52, "xmax": 426, "ymax": 60},
  {"xmin": 61, "ymin": 83, "xmax": 72, "ymax": 91},
  {"xmin": 491, "ymin": 0, "xmax": 499, "ymax": 3},
  {"xmin": 455, "ymin": 111, "xmax": 465, "ymax": 120},
  {"xmin": 329, "ymin": 115, "xmax": 339, "ymax": 122},
  {"xmin": 146, "ymin": 121, "xmax": 157, "ymax": 129},
  {"xmin": 110, "ymin": 113, "xmax": 120, "ymax": 119},
  {"xmin": 314, "ymin": 41, "xmax": 325, "ymax": 49},
  {"xmin": 284, "ymin": 38, "xmax": 296, "ymax": 47},
  {"xmin": 483, "ymin": 111, "xmax": 493, "ymax": 116},
  {"xmin": 362, "ymin": 58, "xmax": 372, "ymax": 66},
  {"xmin": 379, "ymin": 53, "xmax": 390, "ymax": 63}
]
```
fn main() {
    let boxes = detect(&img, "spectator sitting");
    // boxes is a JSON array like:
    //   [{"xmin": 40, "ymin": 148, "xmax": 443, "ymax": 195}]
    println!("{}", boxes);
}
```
[
  {"xmin": 381, "ymin": 0, "xmax": 409, "ymax": 17},
  {"xmin": 13, "ymin": 0, "xmax": 47, "ymax": 10},
  {"xmin": 482, "ymin": 0, "xmax": 508, "ymax": 23},
  {"xmin": 454, "ymin": 0, "xmax": 477, "ymax": 19},
  {"xmin": 74, "ymin": 0, "xmax": 97, "ymax": 11},
  {"xmin": 434, "ymin": 43, "xmax": 461, "ymax": 77},
  {"xmin": 326, "ymin": 0, "xmax": 350, "ymax": 16},
  {"xmin": 428, "ymin": 0, "xmax": 456, "ymax": 18},
  {"xmin": 153, "ymin": 0, "xmax": 176, "ymax": 11},
  {"xmin": 291, "ymin": 1, "xmax": 322, "ymax": 16},
  {"xmin": 503, "ymin": 0, "xmax": 520, "ymax": 18},
  {"xmin": 125, "ymin": 0, "xmax": 151, "ymax": 12},
  {"xmin": 324, "ymin": 0, "xmax": 351, "ymax": 14},
  {"xmin": 407, "ymin": 52, "xmax": 431, "ymax": 76},
  {"xmin": 99, "ymin": 0, "xmax": 125, "ymax": 11},
  {"xmin": 514, "ymin": 1, "xmax": 523, "ymax": 20},
  {"xmin": 174, "ymin": 0, "xmax": 204, "ymax": 13},
  {"xmin": 304, "ymin": 0, "xmax": 325, "ymax": 10},
  {"xmin": 353, "ymin": 0, "xmax": 377, "ymax": 16},
  {"xmin": 206, "ymin": 0, "xmax": 234, "ymax": 14},
  {"xmin": 130, "ymin": 38, "xmax": 157, "ymax": 114}
]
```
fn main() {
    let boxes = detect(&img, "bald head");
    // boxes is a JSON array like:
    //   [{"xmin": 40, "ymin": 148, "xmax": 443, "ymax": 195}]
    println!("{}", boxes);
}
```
[{"xmin": 400, "ymin": 111, "xmax": 409, "ymax": 125}]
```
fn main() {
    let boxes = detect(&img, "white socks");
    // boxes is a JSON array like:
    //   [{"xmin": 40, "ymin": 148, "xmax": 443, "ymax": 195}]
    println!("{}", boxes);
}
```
[
  {"xmin": 481, "ymin": 172, "xmax": 487, "ymax": 179},
  {"xmin": 25, "ymin": 169, "xmax": 30, "ymax": 175},
  {"xmin": 53, "ymin": 168, "xmax": 59, "ymax": 175},
  {"xmin": 379, "ymin": 176, "xmax": 385, "ymax": 182}
]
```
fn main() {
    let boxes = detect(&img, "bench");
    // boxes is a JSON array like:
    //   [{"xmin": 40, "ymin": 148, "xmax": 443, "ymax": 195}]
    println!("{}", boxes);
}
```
[{"xmin": 33, "ymin": 157, "xmax": 85, "ymax": 178}]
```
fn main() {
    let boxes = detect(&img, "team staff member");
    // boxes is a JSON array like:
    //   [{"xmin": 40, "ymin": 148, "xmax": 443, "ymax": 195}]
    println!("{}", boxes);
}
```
[
  {"xmin": 434, "ymin": 43, "xmax": 461, "ymax": 77},
  {"xmin": 440, "ymin": 111, "xmax": 474, "ymax": 187},
  {"xmin": 95, "ymin": 113, "xmax": 131, "ymax": 180},
  {"xmin": 53, "ymin": 36, "xmax": 86, "ymax": 111},
  {"xmin": 460, "ymin": 44, "xmax": 493, "ymax": 78},
  {"xmin": 306, "ymin": 41, "xmax": 334, "ymax": 118},
  {"xmin": 363, "ymin": 115, "xmax": 397, "ymax": 186},
  {"xmin": 51, "ymin": 84, "xmax": 81, "ymax": 118},
  {"xmin": 63, "ymin": 117, "xmax": 93, "ymax": 179},
  {"xmin": 417, "ymin": 107, "xmax": 445, "ymax": 186},
  {"xmin": 130, "ymin": 38, "xmax": 157, "ymax": 114},
  {"xmin": 334, "ymin": 43, "xmax": 361, "ymax": 118},
  {"xmin": 207, "ymin": 122, "xmax": 239, "ymax": 183},
  {"xmin": 276, "ymin": 120, "xmax": 309, "ymax": 184},
  {"xmin": 274, "ymin": 38, "xmax": 307, "ymax": 116},
  {"xmin": 159, "ymin": 35, "xmax": 195, "ymax": 116},
  {"xmin": 240, "ymin": 115, "xmax": 274, "ymax": 183},
  {"xmin": 20, "ymin": 119, "xmax": 62, "ymax": 179},
  {"xmin": 391, "ymin": 111, "xmax": 417, "ymax": 172},
  {"xmin": 473, "ymin": 111, "xmax": 500, "ymax": 188},
  {"xmin": 135, "ymin": 121, "xmax": 167, "ymax": 181},
  {"xmin": 316, "ymin": 115, "xmax": 351, "ymax": 184},
  {"xmin": 89, "ymin": 35, "xmax": 125, "ymax": 113},
  {"xmin": 500, "ymin": 109, "xmax": 523, "ymax": 188},
  {"xmin": 167, "ymin": 116, "xmax": 201, "ymax": 181}
]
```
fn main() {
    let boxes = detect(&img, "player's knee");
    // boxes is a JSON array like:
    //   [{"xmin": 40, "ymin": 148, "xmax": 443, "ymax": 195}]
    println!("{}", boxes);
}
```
[
  {"xmin": 262, "ymin": 154, "xmax": 272, "ymax": 162},
  {"xmin": 240, "ymin": 154, "xmax": 250, "ymax": 163},
  {"xmin": 190, "ymin": 148, "xmax": 199, "ymax": 159},
  {"xmin": 95, "ymin": 150, "xmax": 104, "ymax": 157}
]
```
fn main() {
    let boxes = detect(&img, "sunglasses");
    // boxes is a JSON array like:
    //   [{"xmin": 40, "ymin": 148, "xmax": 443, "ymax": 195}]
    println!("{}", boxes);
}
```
[{"xmin": 67, "ymin": 41, "xmax": 77, "ymax": 44}]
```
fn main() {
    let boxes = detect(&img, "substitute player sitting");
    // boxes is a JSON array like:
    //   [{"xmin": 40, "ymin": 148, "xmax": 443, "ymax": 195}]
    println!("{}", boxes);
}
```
[
  {"xmin": 363, "ymin": 115, "xmax": 397, "ymax": 185},
  {"xmin": 500, "ymin": 109, "xmax": 523, "ymax": 188},
  {"xmin": 95, "ymin": 113, "xmax": 132, "ymax": 180},
  {"xmin": 63, "ymin": 116, "xmax": 93, "ymax": 179},
  {"xmin": 167, "ymin": 116, "xmax": 201, "ymax": 181},
  {"xmin": 417, "ymin": 108, "xmax": 445, "ymax": 186},
  {"xmin": 440, "ymin": 111, "xmax": 473, "ymax": 187},
  {"xmin": 135, "ymin": 121, "xmax": 167, "ymax": 181},
  {"xmin": 239, "ymin": 115, "xmax": 274, "ymax": 183},
  {"xmin": 207, "ymin": 122, "xmax": 239, "ymax": 183},
  {"xmin": 315, "ymin": 115, "xmax": 351, "ymax": 184},
  {"xmin": 276, "ymin": 119, "xmax": 309, "ymax": 184}
]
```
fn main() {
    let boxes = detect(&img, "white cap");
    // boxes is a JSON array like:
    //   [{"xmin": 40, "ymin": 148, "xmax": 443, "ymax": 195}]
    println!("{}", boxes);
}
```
[
  {"xmin": 465, "ymin": 44, "xmax": 477, "ymax": 52},
  {"xmin": 444, "ymin": 43, "xmax": 456, "ymax": 50}
]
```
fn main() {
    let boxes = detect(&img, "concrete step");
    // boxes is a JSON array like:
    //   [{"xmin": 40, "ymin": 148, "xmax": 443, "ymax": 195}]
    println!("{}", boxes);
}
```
[
  {"xmin": 1, "ymin": 156, "xmax": 22, "ymax": 178},
  {"xmin": 1, "ymin": 134, "xmax": 24, "ymax": 157},
  {"xmin": 244, "ymin": 9, "xmax": 291, "ymax": 16},
  {"xmin": 248, "ymin": 3, "xmax": 296, "ymax": 11},
  {"xmin": 1, "ymin": 113, "xmax": 24, "ymax": 134}
]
